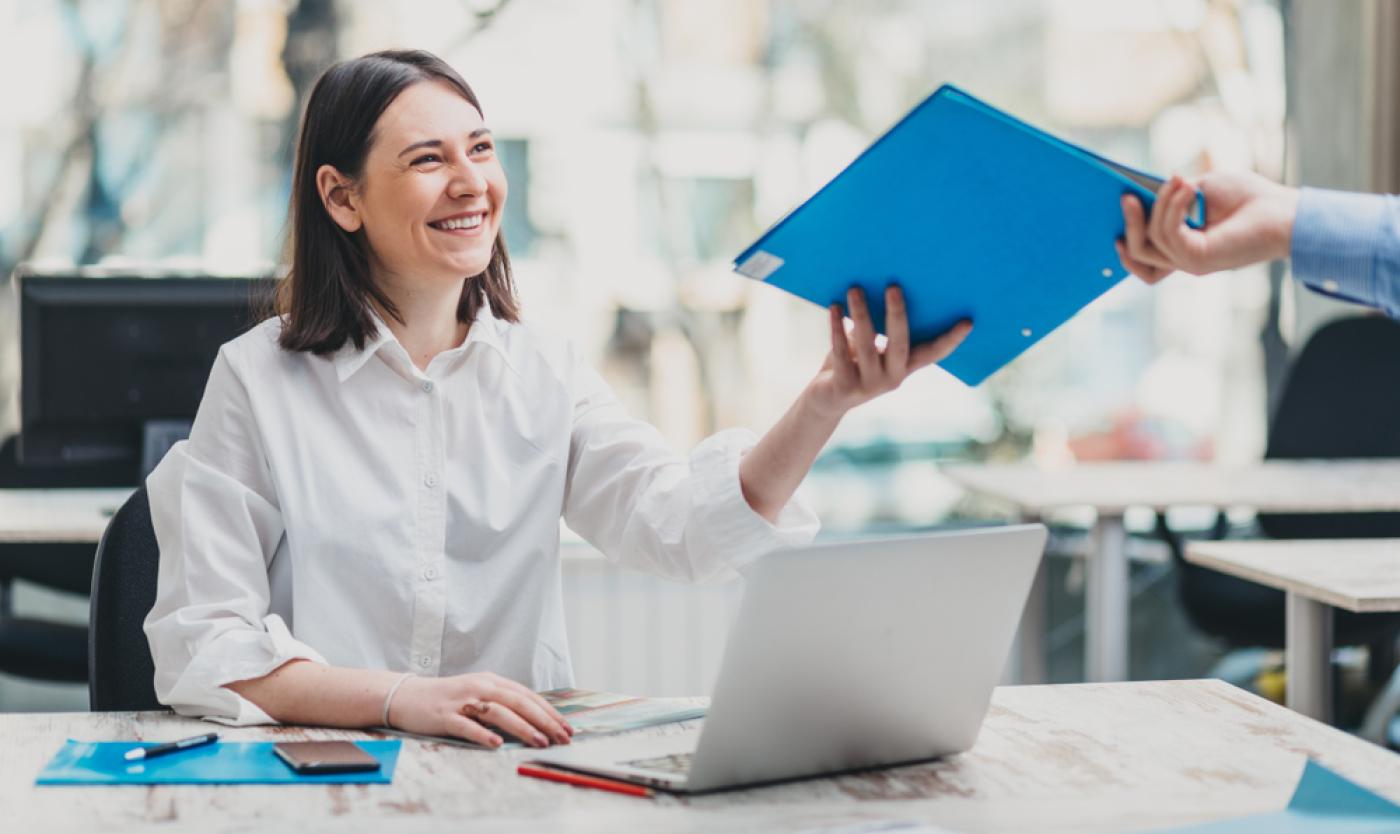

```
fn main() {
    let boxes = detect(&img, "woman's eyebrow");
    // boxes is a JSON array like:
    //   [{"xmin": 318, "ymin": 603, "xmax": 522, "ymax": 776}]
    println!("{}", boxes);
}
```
[
  {"xmin": 397, "ymin": 129, "xmax": 492, "ymax": 158},
  {"xmin": 398, "ymin": 139, "xmax": 442, "ymax": 158}
]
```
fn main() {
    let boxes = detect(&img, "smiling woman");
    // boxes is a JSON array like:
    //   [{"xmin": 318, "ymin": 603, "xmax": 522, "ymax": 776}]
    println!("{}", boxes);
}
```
[
  {"xmin": 276, "ymin": 50, "xmax": 518, "ymax": 359},
  {"xmin": 141, "ymin": 49, "xmax": 970, "ymax": 751}
]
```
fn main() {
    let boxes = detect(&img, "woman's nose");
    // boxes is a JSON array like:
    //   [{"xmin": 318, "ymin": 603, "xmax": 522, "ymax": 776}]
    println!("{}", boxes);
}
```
[{"xmin": 449, "ymin": 160, "xmax": 488, "ymax": 198}]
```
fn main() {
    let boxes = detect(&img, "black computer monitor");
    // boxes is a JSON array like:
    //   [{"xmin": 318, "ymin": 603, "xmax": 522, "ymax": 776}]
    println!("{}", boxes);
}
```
[{"xmin": 16, "ymin": 269, "xmax": 276, "ymax": 485}]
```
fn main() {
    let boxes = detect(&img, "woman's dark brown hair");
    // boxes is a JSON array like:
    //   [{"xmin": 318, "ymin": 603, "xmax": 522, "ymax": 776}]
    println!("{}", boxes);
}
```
[{"xmin": 277, "ymin": 49, "xmax": 519, "ymax": 354}]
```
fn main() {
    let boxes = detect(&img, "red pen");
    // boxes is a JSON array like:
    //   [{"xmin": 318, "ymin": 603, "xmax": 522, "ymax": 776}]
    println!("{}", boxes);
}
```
[{"xmin": 517, "ymin": 763, "xmax": 655, "ymax": 798}]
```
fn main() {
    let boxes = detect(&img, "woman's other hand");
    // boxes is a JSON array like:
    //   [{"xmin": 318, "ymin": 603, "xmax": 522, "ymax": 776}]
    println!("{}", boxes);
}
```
[
  {"xmin": 1117, "ymin": 171, "xmax": 1300, "ymax": 284},
  {"xmin": 388, "ymin": 671, "xmax": 574, "ymax": 749}
]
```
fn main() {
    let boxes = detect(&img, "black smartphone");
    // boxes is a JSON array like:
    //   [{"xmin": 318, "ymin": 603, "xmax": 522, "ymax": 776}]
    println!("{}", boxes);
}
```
[{"xmin": 272, "ymin": 741, "xmax": 381, "ymax": 774}]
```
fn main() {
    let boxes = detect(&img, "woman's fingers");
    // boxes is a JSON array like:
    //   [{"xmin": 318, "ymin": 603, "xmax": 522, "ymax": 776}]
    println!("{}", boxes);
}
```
[
  {"xmin": 468, "ymin": 699, "xmax": 558, "ymax": 749},
  {"xmin": 493, "ymin": 675, "xmax": 571, "ymax": 729},
  {"xmin": 828, "ymin": 303, "xmax": 858, "ymax": 389},
  {"xmin": 846, "ymin": 287, "xmax": 881, "ymax": 382},
  {"xmin": 908, "ymin": 320, "xmax": 972, "ymax": 371},
  {"xmin": 445, "ymin": 712, "xmax": 504, "ymax": 749},
  {"xmin": 883, "ymin": 285, "xmax": 911, "ymax": 378},
  {"xmin": 491, "ymin": 683, "xmax": 572, "ymax": 745}
]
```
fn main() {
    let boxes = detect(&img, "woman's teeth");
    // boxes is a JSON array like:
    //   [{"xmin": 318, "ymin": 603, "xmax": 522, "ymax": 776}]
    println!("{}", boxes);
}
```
[{"xmin": 431, "ymin": 215, "xmax": 483, "ymax": 231}]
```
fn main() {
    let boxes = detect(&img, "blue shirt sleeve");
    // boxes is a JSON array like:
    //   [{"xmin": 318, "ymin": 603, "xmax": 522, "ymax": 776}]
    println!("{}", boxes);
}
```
[{"xmin": 1290, "ymin": 186, "xmax": 1400, "ymax": 319}]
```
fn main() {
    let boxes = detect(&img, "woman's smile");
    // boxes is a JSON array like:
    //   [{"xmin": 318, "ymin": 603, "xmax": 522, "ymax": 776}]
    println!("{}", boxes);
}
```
[{"xmin": 428, "ymin": 210, "xmax": 489, "ymax": 235}]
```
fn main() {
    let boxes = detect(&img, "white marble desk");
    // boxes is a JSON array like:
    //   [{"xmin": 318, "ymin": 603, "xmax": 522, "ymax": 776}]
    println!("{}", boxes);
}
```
[
  {"xmin": 4, "ymin": 680, "xmax": 1400, "ymax": 833},
  {"xmin": 0, "ymin": 488, "xmax": 134, "ymax": 544},
  {"xmin": 944, "ymin": 459, "xmax": 1400, "ymax": 684},
  {"xmin": 1186, "ymin": 538, "xmax": 1400, "ymax": 723}
]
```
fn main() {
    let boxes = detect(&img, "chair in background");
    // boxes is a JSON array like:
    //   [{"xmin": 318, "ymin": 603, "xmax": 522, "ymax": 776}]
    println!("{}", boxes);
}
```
[
  {"xmin": 0, "ymin": 434, "xmax": 126, "ymax": 686},
  {"xmin": 88, "ymin": 486, "xmax": 163, "ymax": 711},
  {"xmin": 1159, "ymin": 315, "xmax": 1400, "ymax": 706}
]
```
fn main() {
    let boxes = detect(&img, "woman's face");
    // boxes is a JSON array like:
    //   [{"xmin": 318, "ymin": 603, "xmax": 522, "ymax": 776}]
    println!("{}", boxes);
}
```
[{"xmin": 329, "ymin": 80, "xmax": 507, "ymax": 288}]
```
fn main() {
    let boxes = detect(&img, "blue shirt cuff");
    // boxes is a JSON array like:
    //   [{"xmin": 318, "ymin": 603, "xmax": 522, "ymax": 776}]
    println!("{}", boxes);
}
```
[{"xmin": 1290, "ymin": 187, "xmax": 1389, "ymax": 307}]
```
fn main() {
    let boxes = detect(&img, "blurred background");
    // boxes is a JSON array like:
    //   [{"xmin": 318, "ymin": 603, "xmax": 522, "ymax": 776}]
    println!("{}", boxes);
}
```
[{"xmin": 2, "ymin": 0, "xmax": 1395, "ymax": 713}]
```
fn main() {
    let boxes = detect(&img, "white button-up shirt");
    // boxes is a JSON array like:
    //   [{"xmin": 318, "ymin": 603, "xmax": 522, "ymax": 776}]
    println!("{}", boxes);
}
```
[{"xmin": 144, "ymin": 305, "xmax": 819, "ymax": 725}]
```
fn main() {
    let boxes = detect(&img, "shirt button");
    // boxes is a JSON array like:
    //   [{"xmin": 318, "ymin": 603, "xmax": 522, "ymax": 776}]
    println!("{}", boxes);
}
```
[
  {"xmin": 424, "ymin": 473, "xmax": 438, "ymax": 488},
  {"xmin": 1322, "ymin": 279, "xmax": 1340, "ymax": 293},
  {"xmin": 422, "ymin": 565, "xmax": 439, "ymax": 581},
  {"xmin": 418, "ymin": 656, "xmax": 433, "ymax": 669},
  {"xmin": 420, "ymin": 380, "xmax": 434, "ymax": 393}
]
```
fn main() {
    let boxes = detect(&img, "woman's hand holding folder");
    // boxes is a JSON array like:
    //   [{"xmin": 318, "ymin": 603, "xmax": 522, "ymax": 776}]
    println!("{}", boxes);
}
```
[
  {"xmin": 808, "ymin": 285, "xmax": 972, "ymax": 419},
  {"xmin": 738, "ymin": 284, "xmax": 970, "ymax": 523}
]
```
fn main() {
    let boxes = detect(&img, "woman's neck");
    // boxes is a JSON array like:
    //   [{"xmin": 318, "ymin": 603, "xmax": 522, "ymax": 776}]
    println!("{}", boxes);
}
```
[{"xmin": 373, "ymin": 269, "xmax": 470, "ymax": 372}]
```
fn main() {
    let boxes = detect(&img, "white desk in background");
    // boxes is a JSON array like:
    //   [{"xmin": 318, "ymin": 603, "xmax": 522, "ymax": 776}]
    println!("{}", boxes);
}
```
[
  {"xmin": 0, "ymin": 488, "xmax": 134, "ymax": 544},
  {"xmin": 1187, "ymin": 538, "xmax": 1400, "ymax": 725},
  {"xmin": 944, "ymin": 459, "xmax": 1400, "ymax": 684}
]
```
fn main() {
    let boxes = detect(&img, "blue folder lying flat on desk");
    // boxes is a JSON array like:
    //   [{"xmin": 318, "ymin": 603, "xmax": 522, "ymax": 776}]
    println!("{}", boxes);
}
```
[
  {"xmin": 733, "ymin": 83, "xmax": 1205, "ymax": 387},
  {"xmin": 1135, "ymin": 759, "xmax": 1400, "ymax": 833},
  {"xmin": 36, "ymin": 739, "xmax": 401, "ymax": 785}
]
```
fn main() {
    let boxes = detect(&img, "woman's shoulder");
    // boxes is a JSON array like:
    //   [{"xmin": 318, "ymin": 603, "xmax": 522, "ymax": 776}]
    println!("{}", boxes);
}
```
[
  {"xmin": 217, "ymin": 316, "xmax": 301, "ymax": 373},
  {"xmin": 494, "ymin": 317, "xmax": 582, "ymax": 387}
]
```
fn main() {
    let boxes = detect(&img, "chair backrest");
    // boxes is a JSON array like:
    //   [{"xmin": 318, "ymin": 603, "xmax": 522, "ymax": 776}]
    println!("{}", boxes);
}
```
[
  {"xmin": 88, "ymin": 486, "xmax": 163, "ymax": 711},
  {"xmin": 1259, "ymin": 315, "xmax": 1400, "ymax": 538}
]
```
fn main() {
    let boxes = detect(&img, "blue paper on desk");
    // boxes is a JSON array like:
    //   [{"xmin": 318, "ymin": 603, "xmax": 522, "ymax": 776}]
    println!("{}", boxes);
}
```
[
  {"xmin": 733, "ymin": 83, "xmax": 1205, "ymax": 387},
  {"xmin": 1137, "ymin": 759, "xmax": 1400, "ymax": 833},
  {"xmin": 35, "ymin": 739, "xmax": 401, "ymax": 785}
]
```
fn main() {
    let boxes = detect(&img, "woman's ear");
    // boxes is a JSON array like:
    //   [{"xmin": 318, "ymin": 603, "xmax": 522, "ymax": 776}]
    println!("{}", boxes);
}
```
[{"xmin": 316, "ymin": 164, "xmax": 362, "ymax": 232}]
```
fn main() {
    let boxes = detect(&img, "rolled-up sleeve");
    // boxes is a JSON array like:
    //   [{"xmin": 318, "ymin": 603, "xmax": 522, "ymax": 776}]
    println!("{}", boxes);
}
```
[
  {"xmin": 561, "ymin": 353, "xmax": 819, "ymax": 583},
  {"xmin": 1291, "ymin": 186, "xmax": 1400, "ymax": 319},
  {"xmin": 143, "ymin": 349, "xmax": 326, "ymax": 725}
]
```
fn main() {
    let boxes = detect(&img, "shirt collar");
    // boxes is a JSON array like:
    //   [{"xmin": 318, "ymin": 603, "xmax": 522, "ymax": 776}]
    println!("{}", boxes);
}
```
[
  {"xmin": 330, "ymin": 300, "xmax": 508, "ymax": 383},
  {"xmin": 462, "ymin": 299, "xmax": 507, "ymax": 356}
]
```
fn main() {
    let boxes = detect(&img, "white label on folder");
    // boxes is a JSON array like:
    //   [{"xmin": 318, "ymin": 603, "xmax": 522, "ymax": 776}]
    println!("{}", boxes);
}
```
[{"xmin": 736, "ymin": 250, "xmax": 785, "ymax": 281}]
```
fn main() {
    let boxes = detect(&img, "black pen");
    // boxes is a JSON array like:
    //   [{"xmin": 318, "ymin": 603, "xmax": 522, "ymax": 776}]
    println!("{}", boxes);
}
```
[{"xmin": 124, "ymin": 732, "xmax": 220, "ymax": 761}]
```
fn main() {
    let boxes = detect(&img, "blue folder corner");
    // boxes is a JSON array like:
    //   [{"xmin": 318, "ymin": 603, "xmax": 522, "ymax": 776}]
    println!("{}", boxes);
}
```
[
  {"xmin": 1134, "ymin": 759, "xmax": 1400, "ymax": 833},
  {"xmin": 36, "ymin": 739, "xmax": 401, "ymax": 785},
  {"xmin": 733, "ymin": 83, "xmax": 1205, "ymax": 387}
]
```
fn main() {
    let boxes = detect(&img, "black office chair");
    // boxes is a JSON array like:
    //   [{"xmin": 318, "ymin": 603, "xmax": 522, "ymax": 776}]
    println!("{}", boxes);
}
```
[
  {"xmin": 1160, "ymin": 315, "xmax": 1400, "ymax": 675},
  {"xmin": 0, "ymin": 434, "xmax": 126, "ymax": 684},
  {"xmin": 88, "ymin": 486, "xmax": 163, "ymax": 711}
]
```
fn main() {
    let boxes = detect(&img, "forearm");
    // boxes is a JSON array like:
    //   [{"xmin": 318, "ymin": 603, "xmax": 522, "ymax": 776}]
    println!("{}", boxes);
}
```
[
  {"xmin": 740, "ymin": 386, "xmax": 842, "ymax": 523},
  {"xmin": 1291, "ymin": 187, "xmax": 1400, "ymax": 318},
  {"xmin": 226, "ymin": 660, "xmax": 405, "ymax": 728}
]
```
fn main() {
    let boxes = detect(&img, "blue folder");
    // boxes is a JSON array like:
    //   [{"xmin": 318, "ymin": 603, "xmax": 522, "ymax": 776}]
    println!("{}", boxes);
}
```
[
  {"xmin": 733, "ymin": 83, "xmax": 1205, "ymax": 386},
  {"xmin": 35, "ymin": 739, "xmax": 401, "ymax": 785},
  {"xmin": 1132, "ymin": 759, "xmax": 1400, "ymax": 833}
]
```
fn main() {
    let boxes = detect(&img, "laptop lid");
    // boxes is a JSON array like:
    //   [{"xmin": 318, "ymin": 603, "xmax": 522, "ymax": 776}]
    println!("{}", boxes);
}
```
[
  {"xmin": 532, "ymin": 523, "xmax": 1046, "ymax": 793},
  {"xmin": 684, "ymin": 523, "xmax": 1045, "ymax": 791}
]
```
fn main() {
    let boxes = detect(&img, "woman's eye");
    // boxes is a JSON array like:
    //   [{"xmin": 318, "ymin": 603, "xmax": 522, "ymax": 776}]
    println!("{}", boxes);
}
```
[
  {"xmin": 412, "ymin": 154, "xmax": 441, "ymax": 166},
  {"xmin": 471, "ymin": 143, "xmax": 493, "ymax": 155}
]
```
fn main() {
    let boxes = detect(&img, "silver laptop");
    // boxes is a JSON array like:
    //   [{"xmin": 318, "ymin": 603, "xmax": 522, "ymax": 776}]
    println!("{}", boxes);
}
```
[{"xmin": 530, "ymin": 523, "xmax": 1046, "ymax": 793}]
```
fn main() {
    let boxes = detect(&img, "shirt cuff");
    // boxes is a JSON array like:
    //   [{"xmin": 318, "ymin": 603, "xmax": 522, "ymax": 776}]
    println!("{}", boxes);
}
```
[
  {"xmin": 163, "ymin": 615, "xmax": 328, "ymax": 726},
  {"xmin": 689, "ymin": 428, "xmax": 821, "ymax": 575},
  {"xmin": 1291, "ymin": 186, "xmax": 1388, "ymax": 307}
]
